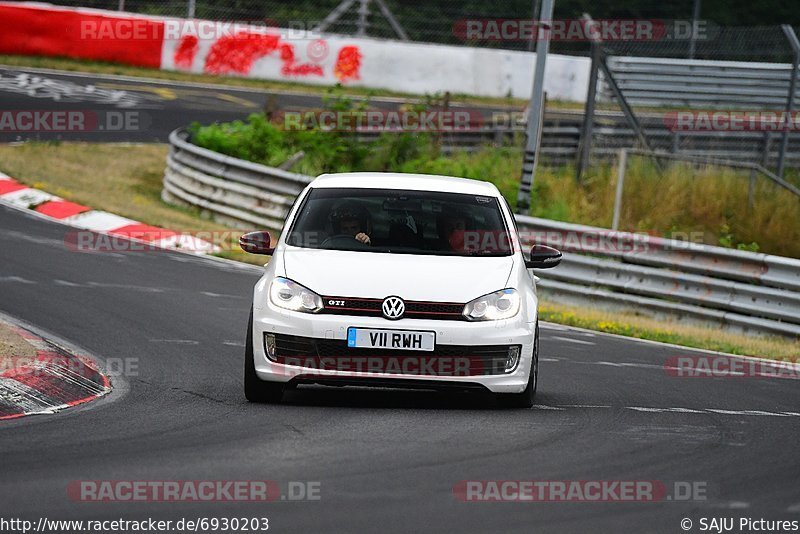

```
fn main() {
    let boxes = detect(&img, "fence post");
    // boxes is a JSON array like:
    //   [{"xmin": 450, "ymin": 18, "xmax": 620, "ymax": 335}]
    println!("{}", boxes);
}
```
[
  {"xmin": 576, "ymin": 27, "xmax": 600, "ymax": 184},
  {"xmin": 516, "ymin": 0, "xmax": 554, "ymax": 215},
  {"xmin": 688, "ymin": 0, "xmax": 702, "ymax": 59},
  {"xmin": 582, "ymin": 15, "xmax": 658, "ymax": 161},
  {"xmin": 751, "ymin": 132, "xmax": 772, "ymax": 210},
  {"xmin": 777, "ymin": 25, "xmax": 800, "ymax": 179},
  {"xmin": 612, "ymin": 149, "xmax": 627, "ymax": 230},
  {"xmin": 373, "ymin": 0, "xmax": 409, "ymax": 40},
  {"xmin": 356, "ymin": 0, "xmax": 370, "ymax": 37},
  {"xmin": 671, "ymin": 132, "xmax": 680, "ymax": 153},
  {"xmin": 187, "ymin": 0, "xmax": 195, "ymax": 18},
  {"xmin": 762, "ymin": 132, "xmax": 773, "ymax": 168}
]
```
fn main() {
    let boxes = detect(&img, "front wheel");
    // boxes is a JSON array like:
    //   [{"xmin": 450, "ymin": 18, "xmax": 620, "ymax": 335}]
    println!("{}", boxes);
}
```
[
  {"xmin": 244, "ymin": 308, "xmax": 285, "ymax": 403},
  {"xmin": 495, "ymin": 323, "xmax": 538, "ymax": 409}
]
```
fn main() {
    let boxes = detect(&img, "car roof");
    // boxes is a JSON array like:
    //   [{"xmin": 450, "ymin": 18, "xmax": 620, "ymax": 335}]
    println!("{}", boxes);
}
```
[{"xmin": 310, "ymin": 172, "xmax": 502, "ymax": 196}]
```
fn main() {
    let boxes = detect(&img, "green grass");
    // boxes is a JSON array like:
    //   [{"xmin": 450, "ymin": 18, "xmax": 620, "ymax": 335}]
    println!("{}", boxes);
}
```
[{"xmin": 539, "ymin": 300, "xmax": 800, "ymax": 362}]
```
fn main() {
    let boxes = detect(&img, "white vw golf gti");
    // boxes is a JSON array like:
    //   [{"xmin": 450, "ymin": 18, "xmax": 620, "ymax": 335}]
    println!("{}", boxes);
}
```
[{"xmin": 240, "ymin": 173, "xmax": 561, "ymax": 407}]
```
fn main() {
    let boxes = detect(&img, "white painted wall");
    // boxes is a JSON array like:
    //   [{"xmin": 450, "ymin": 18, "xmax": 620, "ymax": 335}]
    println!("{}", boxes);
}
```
[
  {"xmin": 159, "ymin": 21, "xmax": 591, "ymax": 102},
  {"xmin": 325, "ymin": 37, "xmax": 591, "ymax": 101}
]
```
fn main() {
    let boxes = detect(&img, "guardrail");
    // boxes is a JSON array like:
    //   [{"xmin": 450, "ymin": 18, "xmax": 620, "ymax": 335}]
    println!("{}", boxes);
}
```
[
  {"xmin": 163, "ymin": 127, "xmax": 800, "ymax": 338},
  {"xmin": 513, "ymin": 217, "xmax": 800, "ymax": 337},
  {"xmin": 163, "ymin": 129, "xmax": 311, "ymax": 231},
  {"xmin": 358, "ymin": 109, "xmax": 800, "ymax": 168},
  {"xmin": 604, "ymin": 56, "xmax": 800, "ymax": 109}
]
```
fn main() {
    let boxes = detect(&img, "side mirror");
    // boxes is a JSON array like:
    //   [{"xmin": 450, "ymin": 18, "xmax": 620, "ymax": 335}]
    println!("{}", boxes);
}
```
[
  {"xmin": 239, "ymin": 231, "xmax": 274, "ymax": 255},
  {"xmin": 525, "ymin": 244, "xmax": 562, "ymax": 269}
]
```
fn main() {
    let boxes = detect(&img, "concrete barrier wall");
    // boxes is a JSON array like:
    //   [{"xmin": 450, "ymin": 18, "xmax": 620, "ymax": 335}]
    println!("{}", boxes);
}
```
[
  {"xmin": 161, "ymin": 30, "xmax": 591, "ymax": 100},
  {"xmin": 0, "ymin": 2, "xmax": 590, "ymax": 101}
]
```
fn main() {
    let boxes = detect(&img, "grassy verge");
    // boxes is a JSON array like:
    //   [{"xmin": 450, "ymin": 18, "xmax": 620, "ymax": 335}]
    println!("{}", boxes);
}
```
[
  {"xmin": 539, "ymin": 301, "xmax": 799, "ymax": 362},
  {"xmin": 0, "ymin": 321, "xmax": 36, "ymax": 374},
  {"xmin": 0, "ymin": 141, "xmax": 797, "ymax": 360}
]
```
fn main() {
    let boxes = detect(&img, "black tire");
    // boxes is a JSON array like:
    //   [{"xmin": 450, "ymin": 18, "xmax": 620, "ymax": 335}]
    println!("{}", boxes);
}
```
[
  {"xmin": 244, "ymin": 308, "xmax": 285, "ymax": 403},
  {"xmin": 495, "ymin": 323, "xmax": 539, "ymax": 409}
]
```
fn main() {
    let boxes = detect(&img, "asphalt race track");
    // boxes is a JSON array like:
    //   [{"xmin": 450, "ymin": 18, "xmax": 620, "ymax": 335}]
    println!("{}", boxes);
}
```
[{"xmin": 1, "ymin": 201, "xmax": 799, "ymax": 532}]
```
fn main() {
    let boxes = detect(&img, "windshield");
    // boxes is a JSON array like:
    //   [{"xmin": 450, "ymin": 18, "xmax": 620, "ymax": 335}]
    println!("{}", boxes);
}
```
[{"xmin": 285, "ymin": 187, "xmax": 514, "ymax": 256}]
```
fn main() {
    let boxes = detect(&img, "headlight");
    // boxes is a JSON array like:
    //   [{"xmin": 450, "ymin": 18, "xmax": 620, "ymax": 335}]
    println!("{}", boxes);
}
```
[
  {"xmin": 463, "ymin": 289, "xmax": 520, "ymax": 321},
  {"xmin": 269, "ymin": 277, "xmax": 323, "ymax": 313}
]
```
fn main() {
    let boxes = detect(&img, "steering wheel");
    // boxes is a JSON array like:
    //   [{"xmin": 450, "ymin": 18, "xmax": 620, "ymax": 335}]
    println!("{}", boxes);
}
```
[{"xmin": 320, "ymin": 234, "xmax": 370, "ymax": 250}]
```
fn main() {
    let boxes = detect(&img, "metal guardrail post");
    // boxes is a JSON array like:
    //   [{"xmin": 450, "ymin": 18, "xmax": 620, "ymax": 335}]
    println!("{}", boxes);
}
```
[
  {"xmin": 314, "ymin": 0, "xmax": 356, "ymax": 33},
  {"xmin": 374, "ymin": 0, "xmax": 409, "ymax": 41},
  {"xmin": 576, "ymin": 18, "xmax": 600, "ymax": 184},
  {"xmin": 356, "ymin": 0, "xmax": 369, "ymax": 37},
  {"xmin": 778, "ymin": 24, "xmax": 800, "ymax": 179},
  {"xmin": 583, "ymin": 15, "xmax": 658, "ymax": 162},
  {"xmin": 688, "ymin": 0, "xmax": 702, "ymax": 59},
  {"xmin": 516, "ymin": 0, "xmax": 554, "ymax": 215},
  {"xmin": 598, "ymin": 57, "xmax": 656, "ymax": 155},
  {"xmin": 612, "ymin": 149, "xmax": 627, "ymax": 230}
]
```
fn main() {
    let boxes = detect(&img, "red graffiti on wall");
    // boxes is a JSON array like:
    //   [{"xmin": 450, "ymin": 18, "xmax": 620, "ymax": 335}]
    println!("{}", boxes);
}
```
[
  {"xmin": 171, "ymin": 32, "xmax": 360, "ymax": 81},
  {"xmin": 202, "ymin": 32, "xmax": 280, "ymax": 75},
  {"xmin": 279, "ymin": 43, "xmax": 323, "ymax": 76},
  {"xmin": 334, "ymin": 46, "xmax": 362, "ymax": 82},
  {"xmin": 173, "ymin": 34, "xmax": 199, "ymax": 69}
]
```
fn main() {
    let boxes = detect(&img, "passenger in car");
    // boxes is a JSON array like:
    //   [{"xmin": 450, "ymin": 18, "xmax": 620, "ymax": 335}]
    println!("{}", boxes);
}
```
[{"xmin": 437, "ymin": 211, "xmax": 471, "ymax": 251}]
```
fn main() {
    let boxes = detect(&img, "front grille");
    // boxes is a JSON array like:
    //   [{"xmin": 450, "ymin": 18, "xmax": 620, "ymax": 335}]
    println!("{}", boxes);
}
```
[
  {"xmin": 273, "ymin": 334, "xmax": 515, "ymax": 376},
  {"xmin": 320, "ymin": 296, "xmax": 466, "ymax": 321}
]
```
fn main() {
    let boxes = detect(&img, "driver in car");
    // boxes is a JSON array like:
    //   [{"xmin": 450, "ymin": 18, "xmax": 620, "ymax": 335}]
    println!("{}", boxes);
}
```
[{"xmin": 329, "ymin": 203, "xmax": 372, "ymax": 245}]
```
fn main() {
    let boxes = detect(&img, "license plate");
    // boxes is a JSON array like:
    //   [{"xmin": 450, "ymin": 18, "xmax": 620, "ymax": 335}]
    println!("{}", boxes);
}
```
[{"xmin": 347, "ymin": 328, "xmax": 435, "ymax": 351}]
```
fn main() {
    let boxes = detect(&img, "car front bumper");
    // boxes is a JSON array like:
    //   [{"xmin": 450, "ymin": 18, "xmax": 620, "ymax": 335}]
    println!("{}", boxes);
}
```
[{"xmin": 252, "ymin": 303, "xmax": 536, "ymax": 394}]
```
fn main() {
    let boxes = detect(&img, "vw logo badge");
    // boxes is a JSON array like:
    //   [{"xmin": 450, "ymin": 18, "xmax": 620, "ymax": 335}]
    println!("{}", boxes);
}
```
[{"xmin": 382, "ymin": 296, "xmax": 405, "ymax": 320}]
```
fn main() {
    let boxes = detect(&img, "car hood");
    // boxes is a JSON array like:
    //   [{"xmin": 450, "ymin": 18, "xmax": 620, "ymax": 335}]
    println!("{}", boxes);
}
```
[{"xmin": 281, "ymin": 247, "xmax": 515, "ymax": 302}]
